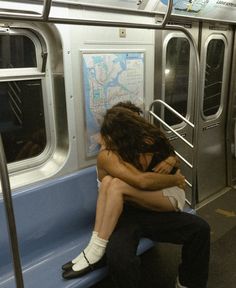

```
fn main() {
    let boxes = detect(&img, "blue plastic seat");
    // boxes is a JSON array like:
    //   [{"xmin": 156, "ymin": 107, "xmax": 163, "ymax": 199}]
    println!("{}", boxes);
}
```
[{"xmin": 0, "ymin": 166, "xmax": 155, "ymax": 288}]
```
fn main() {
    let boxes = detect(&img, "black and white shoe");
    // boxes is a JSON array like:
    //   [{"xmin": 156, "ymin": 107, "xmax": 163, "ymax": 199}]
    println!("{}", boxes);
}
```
[{"xmin": 62, "ymin": 252, "xmax": 106, "ymax": 279}]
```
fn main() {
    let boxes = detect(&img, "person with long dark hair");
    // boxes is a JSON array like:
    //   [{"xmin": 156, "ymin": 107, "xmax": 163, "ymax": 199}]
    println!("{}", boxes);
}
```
[{"xmin": 62, "ymin": 103, "xmax": 210, "ymax": 288}]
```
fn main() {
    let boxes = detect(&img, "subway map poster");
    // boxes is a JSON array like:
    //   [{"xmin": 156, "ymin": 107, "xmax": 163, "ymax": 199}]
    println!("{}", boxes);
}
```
[{"xmin": 82, "ymin": 52, "xmax": 144, "ymax": 157}]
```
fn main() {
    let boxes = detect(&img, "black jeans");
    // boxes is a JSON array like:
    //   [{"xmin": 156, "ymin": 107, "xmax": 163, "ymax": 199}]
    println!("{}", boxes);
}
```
[{"xmin": 106, "ymin": 205, "xmax": 210, "ymax": 288}]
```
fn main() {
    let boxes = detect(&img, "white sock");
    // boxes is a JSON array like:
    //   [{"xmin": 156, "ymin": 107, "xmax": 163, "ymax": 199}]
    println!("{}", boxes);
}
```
[
  {"xmin": 72, "ymin": 236, "xmax": 108, "ymax": 272},
  {"xmin": 72, "ymin": 231, "xmax": 98, "ymax": 264}
]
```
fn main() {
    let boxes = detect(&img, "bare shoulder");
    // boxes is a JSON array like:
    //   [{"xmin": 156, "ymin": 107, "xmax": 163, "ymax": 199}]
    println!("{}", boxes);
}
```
[
  {"xmin": 96, "ymin": 149, "xmax": 119, "ymax": 180},
  {"xmin": 97, "ymin": 149, "xmax": 120, "ymax": 168}
]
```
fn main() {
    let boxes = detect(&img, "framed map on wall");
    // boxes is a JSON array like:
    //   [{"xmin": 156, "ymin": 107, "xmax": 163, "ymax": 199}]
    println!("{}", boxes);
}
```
[{"xmin": 82, "ymin": 51, "xmax": 145, "ymax": 157}]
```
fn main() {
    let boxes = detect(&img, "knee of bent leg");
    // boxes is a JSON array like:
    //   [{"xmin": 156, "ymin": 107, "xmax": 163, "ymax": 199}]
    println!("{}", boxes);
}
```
[
  {"xmin": 108, "ymin": 178, "xmax": 126, "ymax": 195},
  {"xmin": 98, "ymin": 175, "xmax": 113, "ymax": 195},
  {"xmin": 195, "ymin": 217, "xmax": 211, "ymax": 239},
  {"xmin": 102, "ymin": 175, "xmax": 113, "ymax": 185}
]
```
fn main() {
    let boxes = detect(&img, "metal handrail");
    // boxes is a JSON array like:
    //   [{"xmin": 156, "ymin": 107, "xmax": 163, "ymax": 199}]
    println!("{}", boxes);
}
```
[
  {"xmin": 161, "ymin": 0, "xmax": 173, "ymax": 27},
  {"xmin": 149, "ymin": 100, "xmax": 194, "ymax": 168},
  {"xmin": 149, "ymin": 99, "xmax": 198, "ymax": 207},
  {"xmin": 54, "ymin": 0, "xmax": 165, "ymax": 17},
  {"xmin": 0, "ymin": 135, "xmax": 24, "ymax": 288},
  {"xmin": 0, "ymin": 0, "xmax": 172, "ymax": 27},
  {"xmin": 149, "ymin": 110, "xmax": 194, "ymax": 167},
  {"xmin": 150, "ymin": 100, "xmax": 194, "ymax": 149}
]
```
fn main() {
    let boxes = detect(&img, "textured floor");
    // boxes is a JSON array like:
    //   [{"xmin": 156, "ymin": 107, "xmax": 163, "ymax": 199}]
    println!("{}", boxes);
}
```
[
  {"xmin": 198, "ymin": 188, "xmax": 236, "ymax": 288},
  {"xmin": 91, "ymin": 188, "xmax": 236, "ymax": 288}
]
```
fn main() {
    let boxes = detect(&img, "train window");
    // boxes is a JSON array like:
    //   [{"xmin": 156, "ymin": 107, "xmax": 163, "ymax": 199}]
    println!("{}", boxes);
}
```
[
  {"xmin": 164, "ymin": 37, "xmax": 190, "ymax": 126},
  {"xmin": 0, "ymin": 29, "xmax": 48, "ymax": 166},
  {"xmin": 0, "ymin": 80, "xmax": 46, "ymax": 163},
  {"xmin": 203, "ymin": 39, "xmax": 225, "ymax": 117},
  {"xmin": 0, "ymin": 35, "xmax": 37, "ymax": 68}
]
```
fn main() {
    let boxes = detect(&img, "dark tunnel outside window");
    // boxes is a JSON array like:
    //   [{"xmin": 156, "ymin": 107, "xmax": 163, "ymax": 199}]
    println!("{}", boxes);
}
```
[
  {"xmin": 164, "ymin": 37, "xmax": 190, "ymax": 126},
  {"xmin": 0, "ymin": 32, "xmax": 46, "ymax": 164},
  {"xmin": 203, "ymin": 39, "xmax": 225, "ymax": 117}
]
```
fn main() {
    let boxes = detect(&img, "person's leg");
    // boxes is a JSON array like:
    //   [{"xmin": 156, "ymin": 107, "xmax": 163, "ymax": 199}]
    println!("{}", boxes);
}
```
[
  {"xmin": 63, "ymin": 176, "xmax": 126, "ymax": 277},
  {"xmin": 106, "ymin": 206, "xmax": 143, "ymax": 288},
  {"xmin": 94, "ymin": 175, "xmax": 113, "ymax": 232},
  {"xmin": 89, "ymin": 176, "xmax": 176, "ymax": 240},
  {"xmin": 68, "ymin": 176, "xmax": 113, "ymax": 264},
  {"xmin": 107, "ymin": 177, "xmax": 176, "ymax": 212},
  {"xmin": 62, "ymin": 175, "xmax": 113, "ymax": 273},
  {"xmin": 136, "ymin": 210, "xmax": 210, "ymax": 288},
  {"xmin": 177, "ymin": 215, "xmax": 210, "ymax": 288},
  {"xmin": 71, "ymin": 176, "xmax": 177, "ymax": 270},
  {"xmin": 104, "ymin": 197, "xmax": 210, "ymax": 288}
]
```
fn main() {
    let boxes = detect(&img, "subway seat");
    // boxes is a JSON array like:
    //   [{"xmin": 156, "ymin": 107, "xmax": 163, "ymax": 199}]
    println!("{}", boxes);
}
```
[
  {"xmin": 0, "ymin": 166, "xmax": 194, "ymax": 288},
  {"xmin": 0, "ymin": 166, "xmax": 156, "ymax": 288}
]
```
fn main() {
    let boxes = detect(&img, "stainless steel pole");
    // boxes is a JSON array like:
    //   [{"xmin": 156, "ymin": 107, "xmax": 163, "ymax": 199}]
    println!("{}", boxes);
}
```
[{"xmin": 0, "ymin": 134, "xmax": 24, "ymax": 288}]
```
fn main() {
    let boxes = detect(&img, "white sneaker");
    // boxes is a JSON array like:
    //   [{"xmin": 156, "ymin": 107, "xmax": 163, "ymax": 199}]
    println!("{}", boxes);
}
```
[{"xmin": 175, "ymin": 276, "xmax": 188, "ymax": 288}]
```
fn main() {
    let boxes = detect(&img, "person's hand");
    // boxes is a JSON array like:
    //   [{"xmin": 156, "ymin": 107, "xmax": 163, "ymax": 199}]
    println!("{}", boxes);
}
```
[
  {"xmin": 175, "ymin": 169, "xmax": 186, "ymax": 190},
  {"xmin": 152, "ymin": 156, "xmax": 176, "ymax": 174}
]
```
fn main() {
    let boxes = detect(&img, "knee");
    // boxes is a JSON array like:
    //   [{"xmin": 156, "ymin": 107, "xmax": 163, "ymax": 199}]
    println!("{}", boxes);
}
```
[
  {"xmin": 198, "ymin": 217, "xmax": 210, "ymax": 232},
  {"xmin": 98, "ymin": 178, "xmax": 125, "ymax": 203},
  {"xmin": 194, "ymin": 216, "xmax": 211, "ymax": 240},
  {"xmin": 107, "ymin": 178, "xmax": 126, "ymax": 195},
  {"xmin": 110, "ymin": 177, "xmax": 124, "ymax": 187},
  {"xmin": 98, "ymin": 175, "xmax": 113, "ymax": 197},
  {"xmin": 102, "ymin": 175, "xmax": 113, "ymax": 186}
]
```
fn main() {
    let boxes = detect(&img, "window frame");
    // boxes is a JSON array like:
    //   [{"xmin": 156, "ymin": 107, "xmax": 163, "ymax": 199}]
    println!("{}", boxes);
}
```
[
  {"xmin": 0, "ymin": 27, "xmax": 54, "ymax": 173},
  {"xmin": 201, "ymin": 34, "xmax": 228, "ymax": 121},
  {"xmin": 0, "ymin": 28, "xmax": 44, "ymax": 73},
  {"xmin": 162, "ymin": 33, "xmax": 194, "ymax": 130}
]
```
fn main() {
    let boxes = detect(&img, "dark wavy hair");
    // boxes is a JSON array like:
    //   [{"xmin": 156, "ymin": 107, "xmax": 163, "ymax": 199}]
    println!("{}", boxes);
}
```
[
  {"xmin": 112, "ymin": 101, "xmax": 143, "ymax": 115},
  {"xmin": 100, "ymin": 105, "xmax": 174, "ymax": 170}
]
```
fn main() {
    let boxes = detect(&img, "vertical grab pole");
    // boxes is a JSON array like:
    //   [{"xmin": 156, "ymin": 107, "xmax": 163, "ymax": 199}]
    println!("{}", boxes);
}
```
[
  {"xmin": 161, "ymin": 0, "xmax": 173, "ymax": 27},
  {"xmin": 42, "ymin": 0, "xmax": 52, "ymax": 21},
  {"xmin": 0, "ymin": 134, "xmax": 24, "ymax": 288}
]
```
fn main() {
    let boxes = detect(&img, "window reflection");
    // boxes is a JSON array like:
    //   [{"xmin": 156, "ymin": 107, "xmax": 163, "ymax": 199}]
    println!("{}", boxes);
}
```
[
  {"xmin": 203, "ymin": 39, "xmax": 225, "ymax": 117},
  {"xmin": 165, "ymin": 37, "xmax": 190, "ymax": 126},
  {"xmin": 0, "ymin": 35, "xmax": 36, "ymax": 68},
  {"xmin": 1, "ymin": 80, "xmax": 46, "ymax": 163}
]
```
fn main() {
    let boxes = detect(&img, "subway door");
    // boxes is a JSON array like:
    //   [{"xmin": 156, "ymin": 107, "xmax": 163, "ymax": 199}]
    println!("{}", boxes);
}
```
[
  {"xmin": 154, "ymin": 22, "xmax": 199, "ymax": 204},
  {"xmin": 197, "ymin": 23, "xmax": 233, "ymax": 202}
]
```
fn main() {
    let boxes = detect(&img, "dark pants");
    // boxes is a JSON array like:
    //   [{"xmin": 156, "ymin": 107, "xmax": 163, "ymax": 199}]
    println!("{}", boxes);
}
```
[{"xmin": 106, "ymin": 205, "xmax": 210, "ymax": 288}]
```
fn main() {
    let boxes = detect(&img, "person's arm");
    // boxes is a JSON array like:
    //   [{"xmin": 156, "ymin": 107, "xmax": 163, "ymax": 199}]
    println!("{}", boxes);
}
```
[
  {"xmin": 153, "ymin": 155, "xmax": 180, "ymax": 174},
  {"xmin": 97, "ymin": 150, "xmax": 185, "ymax": 191},
  {"xmin": 153, "ymin": 135, "xmax": 180, "ymax": 174}
]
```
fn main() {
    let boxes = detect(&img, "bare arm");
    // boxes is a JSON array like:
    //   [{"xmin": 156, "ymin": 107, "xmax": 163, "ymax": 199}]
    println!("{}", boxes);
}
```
[
  {"xmin": 97, "ymin": 150, "xmax": 185, "ymax": 191},
  {"xmin": 153, "ymin": 155, "xmax": 180, "ymax": 174}
]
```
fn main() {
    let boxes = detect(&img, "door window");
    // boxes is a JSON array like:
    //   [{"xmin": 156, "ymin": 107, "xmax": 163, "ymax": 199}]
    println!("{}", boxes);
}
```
[
  {"xmin": 164, "ymin": 37, "xmax": 190, "ymax": 126},
  {"xmin": 203, "ymin": 39, "xmax": 225, "ymax": 117}
]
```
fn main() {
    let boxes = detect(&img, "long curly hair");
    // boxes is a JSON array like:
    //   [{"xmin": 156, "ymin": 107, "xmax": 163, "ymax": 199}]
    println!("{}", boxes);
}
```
[{"xmin": 100, "ymin": 105, "xmax": 174, "ymax": 170}]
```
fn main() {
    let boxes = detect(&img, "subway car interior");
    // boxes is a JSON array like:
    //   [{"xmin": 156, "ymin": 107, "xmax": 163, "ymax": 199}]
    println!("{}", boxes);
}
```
[{"xmin": 0, "ymin": 0, "xmax": 236, "ymax": 287}]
